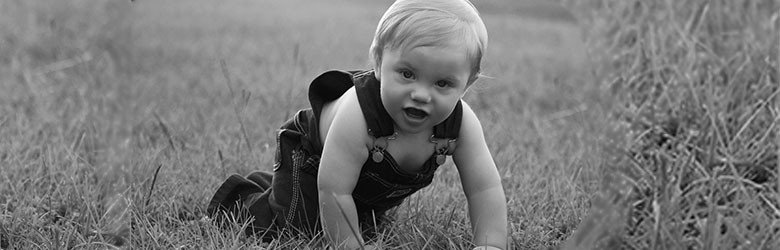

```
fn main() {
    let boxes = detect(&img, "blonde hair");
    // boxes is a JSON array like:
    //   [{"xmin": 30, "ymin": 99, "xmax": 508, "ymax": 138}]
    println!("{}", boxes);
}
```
[{"xmin": 369, "ymin": 0, "xmax": 488, "ymax": 84}]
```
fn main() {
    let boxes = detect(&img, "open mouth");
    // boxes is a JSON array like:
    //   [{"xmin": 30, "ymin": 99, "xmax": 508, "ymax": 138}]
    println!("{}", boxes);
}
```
[{"xmin": 403, "ymin": 107, "xmax": 428, "ymax": 120}]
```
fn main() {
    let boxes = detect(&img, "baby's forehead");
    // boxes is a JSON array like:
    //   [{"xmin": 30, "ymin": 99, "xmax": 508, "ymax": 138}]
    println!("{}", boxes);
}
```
[
  {"xmin": 398, "ymin": 43, "xmax": 468, "ymax": 58},
  {"xmin": 394, "ymin": 35, "xmax": 471, "ymax": 54},
  {"xmin": 392, "ymin": 45, "xmax": 472, "ymax": 77}
]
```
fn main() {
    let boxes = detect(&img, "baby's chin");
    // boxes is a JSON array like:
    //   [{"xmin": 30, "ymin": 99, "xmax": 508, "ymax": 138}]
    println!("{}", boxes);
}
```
[{"xmin": 392, "ymin": 116, "xmax": 448, "ymax": 135}]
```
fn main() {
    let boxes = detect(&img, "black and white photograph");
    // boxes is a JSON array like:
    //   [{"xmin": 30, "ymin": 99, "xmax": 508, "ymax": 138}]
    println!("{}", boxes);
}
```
[{"xmin": 0, "ymin": 0, "xmax": 777, "ymax": 249}]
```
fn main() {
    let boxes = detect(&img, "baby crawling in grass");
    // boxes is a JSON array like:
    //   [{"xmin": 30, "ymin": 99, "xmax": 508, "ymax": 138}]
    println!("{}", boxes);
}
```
[{"xmin": 208, "ymin": 0, "xmax": 507, "ymax": 249}]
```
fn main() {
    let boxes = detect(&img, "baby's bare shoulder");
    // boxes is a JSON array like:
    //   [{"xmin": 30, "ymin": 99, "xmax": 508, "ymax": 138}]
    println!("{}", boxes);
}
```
[{"xmin": 458, "ymin": 101, "xmax": 483, "ymax": 136}]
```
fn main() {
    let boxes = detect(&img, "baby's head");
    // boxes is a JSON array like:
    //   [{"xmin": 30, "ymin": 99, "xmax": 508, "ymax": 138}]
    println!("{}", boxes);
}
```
[{"xmin": 369, "ymin": 0, "xmax": 488, "ymax": 86}]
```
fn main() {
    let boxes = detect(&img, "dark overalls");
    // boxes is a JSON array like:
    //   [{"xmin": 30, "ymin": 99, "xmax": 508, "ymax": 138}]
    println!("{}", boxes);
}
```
[{"xmin": 207, "ymin": 70, "xmax": 462, "ymax": 240}]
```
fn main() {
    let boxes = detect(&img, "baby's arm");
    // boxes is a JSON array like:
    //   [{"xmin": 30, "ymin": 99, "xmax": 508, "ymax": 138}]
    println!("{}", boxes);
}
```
[
  {"xmin": 317, "ymin": 89, "xmax": 372, "ymax": 249},
  {"xmin": 452, "ymin": 101, "xmax": 508, "ymax": 249}
]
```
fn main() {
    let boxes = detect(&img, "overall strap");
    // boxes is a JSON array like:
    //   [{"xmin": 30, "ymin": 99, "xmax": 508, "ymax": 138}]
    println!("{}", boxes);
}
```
[
  {"xmin": 353, "ymin": 71, "xmax": 396, "ymax": 138},
  {"xmin": 432, "ymin": 101, "xmax": 462, "ymax": 140},
  {"xmin": 430, "ymin": 100, "xmax": 462, "ymax": 157}
]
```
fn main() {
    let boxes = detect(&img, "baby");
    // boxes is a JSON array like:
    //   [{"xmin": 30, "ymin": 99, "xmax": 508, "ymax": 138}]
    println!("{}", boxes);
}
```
[{"xmin": 208, "ymin": 0, "xmax": 507, "ymax": 249}]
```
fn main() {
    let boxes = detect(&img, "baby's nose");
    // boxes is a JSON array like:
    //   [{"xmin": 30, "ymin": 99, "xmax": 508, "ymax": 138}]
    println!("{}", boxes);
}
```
[{"xmin": 410, "ymin": 87, "xmax": 431, "ymax": 103}]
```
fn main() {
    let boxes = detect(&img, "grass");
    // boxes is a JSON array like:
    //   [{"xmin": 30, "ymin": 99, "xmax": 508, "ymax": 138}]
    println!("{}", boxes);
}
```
[
  {"xmin": 0, "ymin": 0, "xmax": 776, "ymax": 249},
  {"xmin": 563, "ymin": 0, "xmax": 780, "ymax": 249}
]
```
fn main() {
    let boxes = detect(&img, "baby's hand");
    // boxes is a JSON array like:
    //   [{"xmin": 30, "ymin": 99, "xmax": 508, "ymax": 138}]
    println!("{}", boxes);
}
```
[
  {"xmin": 330, "ymin": 244, "xmax": 378, "ymax": 250},
  {"xmin": 472, "ymin": 246, "xmax": 503, "ymax": 250}
]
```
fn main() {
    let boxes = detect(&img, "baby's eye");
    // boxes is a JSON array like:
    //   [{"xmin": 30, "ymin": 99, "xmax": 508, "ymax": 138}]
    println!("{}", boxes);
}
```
[
  {"xmin": 435, "ymin": 80, "xmax": 451, "ymax": 88},
  {"xmin": 399, "ymin": 70, "xmax": 415, "ymax": 80}
]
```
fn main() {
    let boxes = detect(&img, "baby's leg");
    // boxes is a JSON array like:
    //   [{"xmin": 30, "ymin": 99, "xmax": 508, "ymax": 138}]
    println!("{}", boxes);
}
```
[
  {"xmin": 207, "ymin": 172, "xmax": 278, "ymax": 239},
  {"xmin": 263, "ymin": 154, "xmax": 320, "ymax": 237},
  {"xmin": 208, "ymin": 110, "xmax": 321, "ymax": 239},
  {"xmin": 246, "ymin": 171, "xmax": 273, "ymax": 189},
  {"xmin": 260, "ymin": 112, "xmax": 322, "ymax": 237},
  {"xmin": 207, "ymin": 173, "xmax": 268, "ymax": 215}
]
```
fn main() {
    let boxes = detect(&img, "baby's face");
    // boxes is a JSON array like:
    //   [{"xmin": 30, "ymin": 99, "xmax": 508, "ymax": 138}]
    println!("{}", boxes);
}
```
[{"xmin": 378, "ymin": 44, "xmax": 471, "ymax": 135}]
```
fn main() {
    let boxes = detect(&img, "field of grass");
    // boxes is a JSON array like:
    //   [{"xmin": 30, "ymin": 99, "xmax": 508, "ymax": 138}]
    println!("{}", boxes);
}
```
[{"xmin": 0, "ymin": 0, "xmax": 776, "ymax": 249}]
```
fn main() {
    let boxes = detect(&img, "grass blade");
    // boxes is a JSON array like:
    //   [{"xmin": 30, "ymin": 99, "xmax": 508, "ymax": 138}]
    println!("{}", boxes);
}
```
[{"xmin": 145, "ymin": 164, "xmax": 163, "ymax": 207}]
